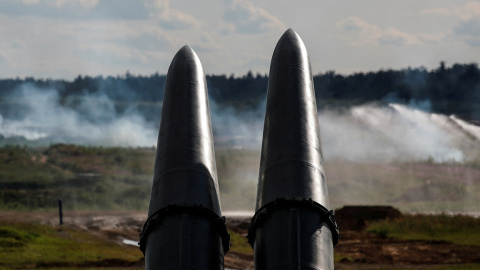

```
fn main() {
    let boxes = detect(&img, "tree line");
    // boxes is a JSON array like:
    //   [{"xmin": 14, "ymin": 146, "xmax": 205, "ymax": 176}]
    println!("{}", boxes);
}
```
[{"xmin": 1, "ymin": 62, "xmax": 479, "ymax": 119}]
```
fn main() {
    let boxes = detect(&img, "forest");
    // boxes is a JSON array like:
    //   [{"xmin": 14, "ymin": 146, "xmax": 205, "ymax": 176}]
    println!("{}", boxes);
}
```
[{"xmin": 0, "ymin": 62, "xmax": 479, "ymax": 120}]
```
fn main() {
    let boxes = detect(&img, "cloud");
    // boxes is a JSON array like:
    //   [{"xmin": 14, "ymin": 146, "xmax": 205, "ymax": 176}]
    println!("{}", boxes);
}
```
[
  {"xmin": 420, "ymin": 2, "xmax": 480, "ymax": 47},
  {"xmin": 157, "ymin": 9, "xmax": 198, "ymax": 30},
  {"xmin": 77, "ymin": 44, "xmax": 148, "ymax": 66},
  {"xmin": 0, "ymin": 52, "xmax": 8, "ymax": 68},
  {"xmin": 223, "ymin": 0, "xmax": 285, "ymax": 34},
  {"xmin": 52, "ymin": 0, "xmax": 99, "ymax": 9},
  {"xmin": 74, "ymin": 28, "xmax": 172, "ymax": 68},
  {"xmin": 22, "ymin": 0, "xmax": 39, "ymax": 4},
  {"xmin": 455, "ymin": 19, "xmax": 480, "ymax": 37},
  {"xmin": 0, "ymin": 11, "xmax": 173, "ymax": 78},
  {"xmin": 146, "ymin": 0, "xmax": 199, "ymax": 30},
  {"xmin": 337, "ymin": 17, "xmax": 380, "ymax": 46},
  {"xmin": 420, "ymin": 1, "xmax": 480, "ymax": 20},
  {"xmin": 190, "ymin": 34, "xmax": 222, "ymax": 53},
  {"xmin": 18, "ymin": 0, "xmax": 100, "ymax": 9},
  {"xmin": 0, "ymin": 0, "xmax": 149, "ymax": 20},
  {"xmin": 337, "ymin": 17, "xmax": 420, "ymax": 47},
  {"xmin": 379, "ymin": 28, "xmax": 421, "ymax": 46},
  {"xmin": 454, "ymin": 19, "xmax": 480, "ymax": 47}
]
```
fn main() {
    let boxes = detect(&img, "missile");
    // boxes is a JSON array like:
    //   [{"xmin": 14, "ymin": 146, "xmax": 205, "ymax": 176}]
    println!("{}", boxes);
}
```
[
  {"xmin": 248, "ymin": 29, "xmax": 339, "ymax": 269},
  {"xmin": 139, "ymin": 45, "xmax": 229, "ymax": 269}
]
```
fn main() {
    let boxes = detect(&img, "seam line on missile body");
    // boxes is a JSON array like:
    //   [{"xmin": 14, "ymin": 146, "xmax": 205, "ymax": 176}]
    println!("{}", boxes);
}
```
[
  {"xmin": 166, "ymin": 79, "xmax": 206, "ymax": 90},
  {"xmin": 247, "ymin": 199, "xmax": 339, "ymax": 247},
  {"xmin": 139, "ymin": 205, "xmax": 230, "ymax": 254},
  {"xmin": 159, "ymin": 125, "xmax": 213, "ymax": 143},
  {"xmin": 299, "ymin": 139, "xmax": 323, "ymax": 155},
  {"xmin": 268, "ymin": 67, "xmax": 313, "ymax": 81},
  {"xmin": 156, "ymin": 148, "xmax": 217, "ymax": 171},
  {"xmin": 155, "ymin": 167, "xmax": 217, "ymax": 181},
  {"xmin": 264, "ymin": 140, "xmax": 322, "ymax": 155},
  {"xmin": 261, "ymin": 159, "xmax": 325, "ymax": 175}
]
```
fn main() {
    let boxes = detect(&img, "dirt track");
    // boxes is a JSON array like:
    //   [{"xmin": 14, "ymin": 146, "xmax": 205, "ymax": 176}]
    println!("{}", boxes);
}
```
[
  {"xmin": 0, "ymin": 211, "xmax": 255, "ymax": 269},
  {"xmin": 1, "ymin": 211, "xmax": 479, "ymax": 269},
  {"xmin": 335, "ymin": 231, "xmax": 480, "ymax": 267}
]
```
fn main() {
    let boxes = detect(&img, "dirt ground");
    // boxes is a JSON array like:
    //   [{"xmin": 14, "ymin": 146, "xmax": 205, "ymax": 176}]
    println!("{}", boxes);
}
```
[
  {"xmin": 0, "ymin": 211, "xmax": 255, "ymax": 269},
  {"xmin": 335, "ymin": 230, "xmax": 480, "ymax": 267},
  {"xmin": 1, "ymin": 210, "xmax": 479, "ymax": 269}
]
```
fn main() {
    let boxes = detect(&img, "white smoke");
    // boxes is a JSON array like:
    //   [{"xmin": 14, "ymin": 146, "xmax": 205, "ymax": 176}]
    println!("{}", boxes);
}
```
[
  {"xmin": 209, "ymin": 99, "xmax": 265, "ymax": 150},
  {"xmin": 319, "ymin": 103, "xmax": 477, "ymax": 163},
  {"xmin": 1, "ymin": 83, "xmax": 480, "ymax": 164},
  {"xmin": 450, "ymin": 115, "xmax": 480, "ymax": 140},
  {"xmin": 0, "ymin": 84, "xmax": 157, "ymax": 146},
  {"xmin": 210, "ymin": 100, "xmax": 480, "ymax": 164}
]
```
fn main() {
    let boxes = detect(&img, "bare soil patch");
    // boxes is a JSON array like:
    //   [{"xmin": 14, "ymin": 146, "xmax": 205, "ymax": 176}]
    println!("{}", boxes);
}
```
[{"xmin": 1, "ymin": 210, "xmax": 479, "ymax": 269}]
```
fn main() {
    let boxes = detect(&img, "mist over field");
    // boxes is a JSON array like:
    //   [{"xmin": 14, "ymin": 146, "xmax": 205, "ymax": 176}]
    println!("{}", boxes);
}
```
[
  {"xmin": 1, "ymin": 83, "xmax": 480, "ymax": 164},
  {"xmin": 320, "ymin": 103, "xmax": 480, "ymax": 163},
  {"xmin": 1, "ymin": 81, "xmax": 480, "ymax": 213},
  {"xmin": 0, "ymin": 84, "xmax": 157, "ymax": 146}
]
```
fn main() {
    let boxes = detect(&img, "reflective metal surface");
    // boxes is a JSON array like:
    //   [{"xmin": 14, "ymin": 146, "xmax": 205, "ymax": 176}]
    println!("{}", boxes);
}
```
[
  {"xmin": 256, "ymin": 29, "xmax": 329, "ymax": 210},
  {"xmin": 141, "ymin": 45, "xmax": 228, "ymax": 270},
  {"xmin": 250, "ymin": 29, "xmax": 337, "ymax": 270},
  {"xmin": 148, "ymin": 45, "xmax": 221, "ymax": 217}
]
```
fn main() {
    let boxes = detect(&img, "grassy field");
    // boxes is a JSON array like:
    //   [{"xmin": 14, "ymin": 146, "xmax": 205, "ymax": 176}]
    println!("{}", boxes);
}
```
[
  {"xmin": 0, "ymin": 144, "xmax": 155, "ymax": 211},
  {"xmin": 1, "ymin": 212, "xmax": 480, "ymax": 269},
  {"xmin": 367, "ymin": 214, "xmax": 480, "ymax": 246},
  {"xmin": 333, "ymin": 213, "xmax": 480, "ymax": 268},
  {"xmin": 1, "ymin": 144, "xmax": 480, "ymax": 213},
  {"xmin": 0, "ymin": 218, "xmax": 253, "ymax": 270},
  {"xmin": 0, "ymin": 221, "xmax": 143, "ymax": 269}
]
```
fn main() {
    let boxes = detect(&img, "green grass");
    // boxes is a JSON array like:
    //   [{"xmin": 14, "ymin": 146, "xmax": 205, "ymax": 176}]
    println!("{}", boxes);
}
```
[
  {"xmin": 0, "ymin": 145, "xmax": 153, "ymax": 211},
  {"xmin": 0, "ymin": 222, "xmax": 254, "ymax": 270},
  {"xmin": 2, "ymin": 144, "xmax": 480, "ymax": 214},
  {"xmin": 0, "ymin": 268, "xmax": 143, "ymax": 270},
  {"xmin": 0, "ymin": 222, "xmax": 143, "ymax": 269},
  {"xmin": 422, "ymin": 265, "xmax": 480, "ymax": 270},
  {"xmin": 334, "ymin": 253, "xmax": 354, "ymax": 263},
  {"xmin": 0, "ymin": 226, "xmax": 36, "ymax": 247},
  {"xmin": 367, "ymin": 214, "xmax": 480, "ymax": 246},
  {"xmin": 374, "ymin": 265, "xmax": 480, "ymax": 270},
  {"xmin": 228, "ymin": 230, "xmax": 253, "ymax": 254}
]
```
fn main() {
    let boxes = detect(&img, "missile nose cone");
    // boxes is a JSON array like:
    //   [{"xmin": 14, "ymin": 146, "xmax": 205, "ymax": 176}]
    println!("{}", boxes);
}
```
[
  {"xmin": 141, "ymin": 46, "xmax": 229, "ymax": 267},
  {"xmin": 148, "ymin": 45, "xmax": 221, "ymax": 217},
  {"xmin": 257, "ymin": 29, "xmax": 328, "ymax": 210},
  {"xmin": 249, "ymin": 29, "xmax": 338, "ymax": 269},
  {"xmin": 269, "ymin": 29, "xmax": 311, "ymax": 79},
  {"xmin": 166, "ymin": 45, "xmax": 205, "ymax": 90}
]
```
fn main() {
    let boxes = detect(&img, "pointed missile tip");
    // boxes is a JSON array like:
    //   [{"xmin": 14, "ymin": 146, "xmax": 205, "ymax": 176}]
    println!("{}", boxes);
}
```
[
  {"xmin": 167, "ymin": 44, "xmax": 204, "ymax": 83},
  {"xmin": 284, "ymin": 28, "xmax": 296, "ymax": 35},
  {"xmin": 179, "ymin": 44, "xmax": 194, "ymax": 54},
  {"xmin": 174, "ymin": 45, "xmax": 197, "ymax": 62},
  {"xmin": 277, "ymin": 28, "xmax": 303, "ymax": 49},
  {"xmin": 278, "ymin": 28, "xmax": 300, "ymax": 44},
  {"xmin": 270, "ymin": 28, "xmax": 310, "ymax": 76}
]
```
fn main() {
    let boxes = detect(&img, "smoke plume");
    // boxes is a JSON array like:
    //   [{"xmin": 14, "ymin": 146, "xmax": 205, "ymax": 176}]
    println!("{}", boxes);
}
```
[
  {"xmin": 0, "ymin": 83, "xmax": 157, "ymax": 147},
  {"xmin": 1, "ymin": 83, "xmax": 480, "ymax": 164},
  {"xmin": 319, "ymin": 103, "xmax": 480, "ymax": 163}
]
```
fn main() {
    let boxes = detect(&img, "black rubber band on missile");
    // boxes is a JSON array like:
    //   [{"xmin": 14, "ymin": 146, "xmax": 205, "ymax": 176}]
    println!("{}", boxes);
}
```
[
  {"xmin": 247, "ymin": 198, "xmax": 339, "ymax": 247},
  {"xmin": 139, "ymin": 205, "xmax": 230, "ymax": 254}
]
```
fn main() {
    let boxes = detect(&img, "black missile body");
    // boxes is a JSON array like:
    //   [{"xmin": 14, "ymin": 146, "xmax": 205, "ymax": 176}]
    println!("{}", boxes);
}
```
[
  {"xmin": 140, "ymin": 45, "xmax": 229, "ymax": 269},
  {"xmin": 248, "ymin": 29, "xmax": 339, "ymax": 269}
]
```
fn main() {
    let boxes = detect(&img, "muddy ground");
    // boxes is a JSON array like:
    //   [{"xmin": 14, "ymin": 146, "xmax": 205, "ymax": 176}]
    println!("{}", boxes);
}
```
[{"xmin": 1, "ymin": 210, "xmax": 479, "ymax": 269}]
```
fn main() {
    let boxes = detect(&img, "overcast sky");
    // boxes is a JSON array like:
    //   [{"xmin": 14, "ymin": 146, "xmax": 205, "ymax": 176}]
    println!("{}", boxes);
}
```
[{"xmin": 0, "ymin": 0, "xmax": 479, "ymax": 79}]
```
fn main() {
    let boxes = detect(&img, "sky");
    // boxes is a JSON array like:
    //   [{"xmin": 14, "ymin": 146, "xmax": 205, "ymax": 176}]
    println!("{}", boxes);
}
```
[{"xmin": 0, "ymin": 0, "xmax": 479, "ymax": 80}]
